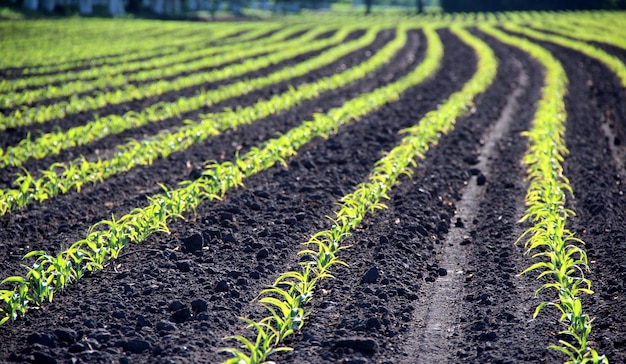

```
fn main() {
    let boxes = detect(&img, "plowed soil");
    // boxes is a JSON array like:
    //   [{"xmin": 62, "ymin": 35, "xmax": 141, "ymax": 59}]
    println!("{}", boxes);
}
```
[{"xmin": 0, "ymin": 25, "xmax": 625, "ymax": 364}]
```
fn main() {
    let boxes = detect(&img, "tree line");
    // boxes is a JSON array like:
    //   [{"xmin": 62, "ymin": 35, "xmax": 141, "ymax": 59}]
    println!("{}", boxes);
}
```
[{"xmin": 441, "ymin": 0, "xmax": 626, "ymax": 12}]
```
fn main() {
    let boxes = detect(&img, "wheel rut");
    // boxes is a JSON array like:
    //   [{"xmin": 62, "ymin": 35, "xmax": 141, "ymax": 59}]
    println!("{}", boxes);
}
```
[{"xmin": 403, "ymin": 58, "xmax": 530, "ymax": 363}]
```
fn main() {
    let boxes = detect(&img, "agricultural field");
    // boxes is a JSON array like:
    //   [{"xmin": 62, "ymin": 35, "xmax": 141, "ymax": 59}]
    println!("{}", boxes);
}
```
[{"xmin": 0, "ymin": 11, "xmax": 625, "ymax": 363}]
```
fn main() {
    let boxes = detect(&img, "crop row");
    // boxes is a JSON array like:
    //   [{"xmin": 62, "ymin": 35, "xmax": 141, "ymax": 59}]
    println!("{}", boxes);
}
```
[
  {"xmin": 0, "ymin": 25, "xmax": 271, "ymax": 94},
  {"xmin": 0, "ymin": 26, "xmax": 359, "ymax": 131},
  {"xmin": 481, "ymin": 25, "xmax": 607, "ymax": 364},
  {"xmin": 0, "ymin": 22, "xmax": 262, "ymax": 73},
  {"xmin": 0, "ymin": 22, "xmax": 426, "ymax": 327},
  {"xmin": 222, "ymin": 24, "xmax": 495, "ymax": 364},
  {"xmin": 0, "ymin": 12, "xmax": 624, "ymax": 364},
  {"xmin": 503, "ymin": 24, "xmax": 626, "ymax": 88},
  {"xmin": 0, "ymin": 25, "xmax": 402, "ymax": 216},
  {"xmin": 0, "ymin": 26, "xmax": 335, "ymax": 109},
  {"xmin": 0, "ymin": 25, "xmax": 362, "ymax": 168}
]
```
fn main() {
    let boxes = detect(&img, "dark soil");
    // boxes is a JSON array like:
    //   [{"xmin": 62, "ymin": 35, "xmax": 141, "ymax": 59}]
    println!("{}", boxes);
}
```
[
  {"xmin": 0, "ymin": 29, "xmax": 362, "ymax": 149},
  {"xmin": 0, "ymin": 29, "xmax": 332, "ymax": 111},
  {"xmin": 0, "ymin": 23, "xmax": 625, "ymax": 364},
  {"xmin": 0, "ymin": 27, "xmax": 258, "ymax": 80},
  {"xmin": 0, "ymin": 28, "xmax": 411, "ymax": 288},
  {"xmin": 539, "ymin": 39, "xmax": 626, "ymax": 364}
]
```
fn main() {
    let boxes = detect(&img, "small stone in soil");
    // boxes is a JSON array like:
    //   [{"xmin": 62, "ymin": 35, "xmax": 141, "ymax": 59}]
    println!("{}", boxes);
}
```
[
  {"xmin": 215, "ymin": 280, "xmax": 229, "ymax": 292},
  {"xmin": 169, "ymin": 300, "xmax": 184, "ymax": 311},
  {"xmin": 256, "ymin": 248, "xmax": 270, "ymax": 261},
  {"xmin": 156, "ymin": 320, "xmax": 176, "ymax": 332},
  {"xmin": 93, "ymin": 329, "xmax": 111, "ymax": 343},
  {"xmin": 171, "ymin": 307, "xmax": 191, "ymax": 323},
  {"xmin": 176, "ymin": 260, "xmax": 192, "ymax": 272},
  {"xmin": 477, "ymin": 173, "xmax": 487, "ymax": 186},
  {"xmin": 53, "ymin": 328, "xmax": 77, "ymax": 344},
  {"xmin": 68, "ymin": 342, "xmax": 87, "ymax": 353},
  {"xmin": 32, "ymin": 352, "xmax": 57, "ymax": 364},
  {"xmin": 121, "ymin": 338, "xmax": 151, "ymax": 353},
  {"xmin": 366, "ymin": 317, "xmax": 382, "ymax": 330},
  {"xmin": 478, "ymin": 331, "xmax": 498, "ymax": 341},
  {"xmin": 136, "ymin": 315, "xmax": 152, "ymax": 328},
  {"xmin": 26, "ymin": 332, "xmax": 56, "ymax": 348},
  {"xmin": 334, "ymin": 337, "xmax": 378, "ymax": 354},
  {"xmin": 362, "ymin": 267, "xmax": 379, "ymax": 283},
  {"xmin": 191, "ymin": 299, "xmax": 208, "ymax": 313},
  {"xmin": 182, "ymin": 233, "xmax": 203, "ymax": 253}
]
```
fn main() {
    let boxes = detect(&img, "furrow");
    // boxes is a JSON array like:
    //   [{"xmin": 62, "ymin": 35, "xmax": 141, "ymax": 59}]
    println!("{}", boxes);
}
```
[
  {"xmin": 221, "ymin": 26, "xmax": 494, "ymax": 364},
  {"xmin": 0, "ymin": 28, "xmax": 398, "ymax": 216},
  {"xmin": 0, "ymin": 25, "xmax": 311, "ymax": 96},
  {"xmin": 480, "ymin": 24, "xmax": 607, "ymax": 363},
  {"xmin": 0, "ymin": 26, "xmax": 363, "ymax": 159},
  {"xmin": 0, "ymin": 27, "xmax": 404, "ymax": 281},
  {"xmin": 0, "ymin": 23, "xmax": 441, "ymax": 329}
]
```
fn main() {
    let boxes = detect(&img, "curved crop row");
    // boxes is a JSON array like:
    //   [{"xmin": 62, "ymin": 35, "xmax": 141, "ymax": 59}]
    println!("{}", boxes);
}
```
[
  {"xmin": 559, "ymin": 13, "xmax": 626, "ymax": 38},
  {"xmin": 0, "ymin": 24, "xmax": 441, "ymax": 327},
  {"xmin": 0, "ymin": 22, "xmax": 265, "ymax": 74},
  {"xmin": 0, "ymin": 20, "xmax": 187, "ymax": 68},
  {"xmin": 1, "ymin": 26, "xmax": 227, "ymax": 72},
  {"xmin": 502, "ymin": 23, "xmax": 626, "ymax": 88},
  {"xmin": 222, "ymin": 25, "xmax": 496, "ymax": 364},
  {"xmin": 480, "ymin": 24, "xmax": 607, "ymax": 364},
  {"xmin": 0, "ymin": 27, "xmax": 363, "ymax": 169},
  {"xmin": 529, "ymin": 19, "xmax": 626, "ymax": 52},
  {"xmin": 0, "ymin": 25, "xmax": 278, "ymax": 94},
  {"xmin": 0, "ymin": 27, "xmax": 347, "ymax": 130},
  {"xmin": 0, "ymin": 25, "xmax": 405, "ymax": 215},
  {"xmin": 0, "ymin": 26, "xmax": 358, "ymax": 132},
  {"xmin": 0, "ymin": 26, "xmax": 330, "ymax": 108}
]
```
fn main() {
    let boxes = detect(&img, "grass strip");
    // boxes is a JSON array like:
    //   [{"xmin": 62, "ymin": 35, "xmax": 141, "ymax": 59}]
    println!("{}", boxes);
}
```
[
  {"xmin": 221, "ymin": 25, "xmax": 496, "ymax": 364},
  {"xmin": 0, "ymin": 25, "xmax": 402, "ymax": 215},
  {"xmin": 480, "ymin": 24, "xmax": 608, "ymax": 364},
  {"xmin": 0, "ymin": 25, "xmax": 362, "ymax": 165},
  {"xmin": 0, "ymin": 24, "xmax": 441, "ymax": 327}
]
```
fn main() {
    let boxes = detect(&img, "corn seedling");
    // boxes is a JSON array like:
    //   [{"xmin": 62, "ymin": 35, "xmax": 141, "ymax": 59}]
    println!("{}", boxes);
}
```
[
  {"xmin": 479, "ymin": 24, "xmax": 607, "ymax": 364},
  {"xmin": 222, "ymin": 25, "xmax": 495, "ymax": 364}
]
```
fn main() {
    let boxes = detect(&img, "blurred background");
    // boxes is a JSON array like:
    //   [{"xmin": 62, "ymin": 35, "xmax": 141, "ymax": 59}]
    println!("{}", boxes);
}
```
[{"xmin": 0, "ymin": 0, "xmax": 625, "ymax": 21}]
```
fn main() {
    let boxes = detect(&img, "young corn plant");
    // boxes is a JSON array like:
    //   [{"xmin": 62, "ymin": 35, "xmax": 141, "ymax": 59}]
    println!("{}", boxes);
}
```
[
  {"xmin": 221, "ymin": 25, "xmax": 495, "ymax": 364},
  {"xmin": 0, "ymin": 25, "xmax": 406, "ymax": 216},
  {"xmin": 480, "ymin": 24, "xmax": 607, "ymax": 364},
  {"xmin": 0, "ymin": 23, "xmax": 442, "ymax": 328}
]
